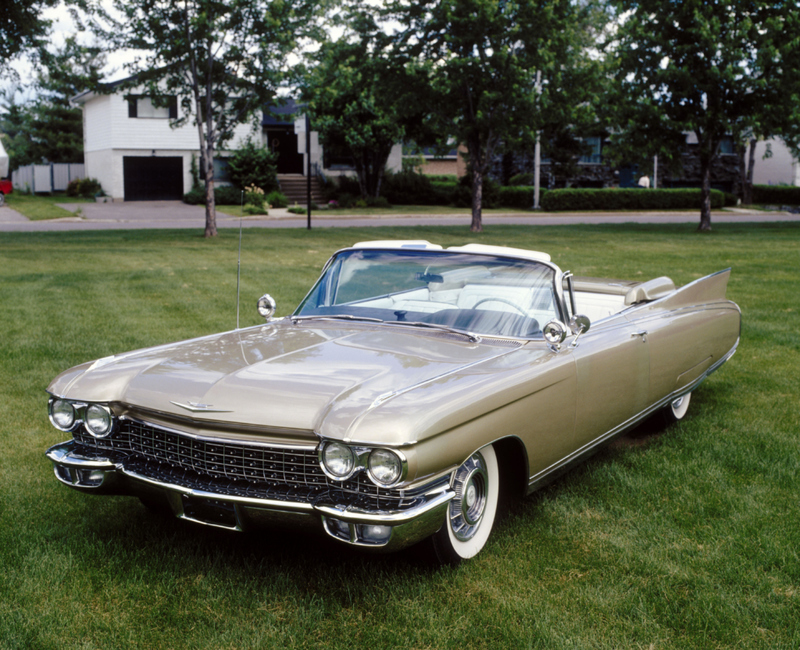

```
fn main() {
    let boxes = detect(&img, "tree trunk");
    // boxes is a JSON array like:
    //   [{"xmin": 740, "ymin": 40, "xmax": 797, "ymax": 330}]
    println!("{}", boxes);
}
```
[
  {"xmin": 204, "ymin": 141, "xmax": 217, "ymax": 237},
  {"xmin": 744, "ymin": 138, "xmax": 757, "ymax": 205},
  {"xmin": 698, "ymin": 155, "xmax": 712, "ymax": 232},
  {"xmin": 471, "ymin": 165, "xmax": 483, "ymax": 232}
]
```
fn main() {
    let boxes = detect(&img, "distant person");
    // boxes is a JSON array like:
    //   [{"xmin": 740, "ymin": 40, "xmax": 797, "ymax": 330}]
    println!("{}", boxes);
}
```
[{"xmin": 638, "ymin": 175, "xmax": 651, "ymax": 188}]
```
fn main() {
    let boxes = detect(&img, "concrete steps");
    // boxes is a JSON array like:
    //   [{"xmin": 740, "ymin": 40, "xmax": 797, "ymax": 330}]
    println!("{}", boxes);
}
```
[{"xmin": 277, "ymin": 174, "xmax": 326, "ymax": 206}]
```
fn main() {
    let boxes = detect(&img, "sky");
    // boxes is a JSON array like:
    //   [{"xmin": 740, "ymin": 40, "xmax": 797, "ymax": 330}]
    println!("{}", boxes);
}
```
[{"xmin": 3, "ymin": 1, "xmax": 136, "ymax": 100}]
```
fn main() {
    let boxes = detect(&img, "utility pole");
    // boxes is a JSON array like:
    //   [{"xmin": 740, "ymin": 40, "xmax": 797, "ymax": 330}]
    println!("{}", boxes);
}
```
[
  {"xmin": 306, "ymin": 113, "xmax": 312, "ymax": 230},
  {"xmin": 533, "ymin": 70, "xmax": 542, "ymax": 210}
]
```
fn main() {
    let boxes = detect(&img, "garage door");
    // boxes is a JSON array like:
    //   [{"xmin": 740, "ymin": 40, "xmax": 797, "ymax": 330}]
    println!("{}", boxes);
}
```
[{"xmin": 123, "ymin": 156, "xmax": 184, "ymax": 201}]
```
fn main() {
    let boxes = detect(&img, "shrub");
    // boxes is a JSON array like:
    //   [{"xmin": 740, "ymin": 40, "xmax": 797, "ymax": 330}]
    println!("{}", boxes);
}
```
[
  {"xmin": 183, "ymin": 187, "xmax": 204, "ymax": 205},
  {"xmin": 182, "ymin": 185, "xmax": 244, "ymax": 206},
  {"xmin": 752, "ymin": 185, "xmax": 800, "ymax": 205},
  {"xmin": 226, "ymin": 137, "xmax": 279, "ymax": 193},
  {"xmin": 215, "ymin": 185, "xmax": 243, "ymax": 205},
  {"xmin": 381, "ymin": 171, "xmax": 445, "ymax": 205},
  {"xmin": 244, "ymin": 185, "xmax": 266, "ymax": 208},
  {"xmin": 266, "ymin": 190, "xmax": 288, "ymax": 209},
  {"xmin": 243, "ymin": 203, "xmax": 268, "ymax": 215},
  {"xmin": 508, "ymin": 173, "xmax": 535, "ymax": 186},
  {"xmin": 496, "ymin": 186, "xmax": 541, "ymax": 209},
  {"xmin": 66, "ymin": 177, "xmax": 104, "ymax": 198},
  {"xmin": 451, "ymin": 175, "xmax": 502, "ymax": 208},
  {"xmin": 540, "ymin": 188, "xmax": 726, "ymax": 211}
]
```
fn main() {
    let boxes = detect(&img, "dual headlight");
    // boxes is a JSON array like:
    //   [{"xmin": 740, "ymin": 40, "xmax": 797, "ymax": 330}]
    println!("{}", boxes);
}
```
[
  {"xmin": 319, "ymin": 441, "xmax": 405, "ymax": 488},
  {"xmin": 48, "ymin": 398, "xmax": 115, "ymax": 438}
]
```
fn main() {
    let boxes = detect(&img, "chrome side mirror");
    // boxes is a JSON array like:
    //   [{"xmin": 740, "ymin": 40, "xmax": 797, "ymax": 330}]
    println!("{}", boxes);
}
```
[
  {"xmin": 543, "ymin": 320, "xmax": 568, "ymax": 351},
  {"xmin": 569, "ymin": 314, "xmax": 591, "ymax": 347},
  {"xmin": 257, "ymin": 294, "xmax": 276, "ymax": 321}
]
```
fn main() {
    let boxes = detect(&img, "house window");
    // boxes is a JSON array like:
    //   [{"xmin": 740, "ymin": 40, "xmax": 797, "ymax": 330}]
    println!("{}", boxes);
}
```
[
  {"xmin": 719, "ymin": 136, "xmax": 735, "ymax": 155},
  {"xmin": 128, "ymin": 96, "xmax": 178, "ymax": 119},
  {"xmin": 213, "ymin": 157, "xmax": 231, "ymax": 183},
  {"xmin": 579, "ymin": 136, "xmax": 603, "ymax": 164}
]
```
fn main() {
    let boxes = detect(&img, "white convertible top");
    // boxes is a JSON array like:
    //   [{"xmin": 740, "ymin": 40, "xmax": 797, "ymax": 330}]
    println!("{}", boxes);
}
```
[{"xmin": 351, "ymin": 240, "xmax": 551, "ymax": 263}]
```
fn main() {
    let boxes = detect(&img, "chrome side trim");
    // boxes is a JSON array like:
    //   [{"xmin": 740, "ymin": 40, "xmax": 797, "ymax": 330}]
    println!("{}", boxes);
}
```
[
  {"xmin": 315, "ymin": 487, "xmax": 453, "ymax": 526},
  {"xmin": 526, "ymin": 337, "xmax": 740, "ymax": 492}
]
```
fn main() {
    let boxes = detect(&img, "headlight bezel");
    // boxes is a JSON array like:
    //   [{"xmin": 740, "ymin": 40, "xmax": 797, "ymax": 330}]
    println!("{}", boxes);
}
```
[
  {"xmin": 320, "ymin": 441, "xmax": 358, "ymax": 480},
  {"xmin": 367, "ymin": 448, "xmax": 404, "ymax": 487},
  {"xmin": 318, "ymin": 440, "xmax": 407, "ymax": 487},
  {"xmin": 49, "ymin": 398, "xmax": 78, "ymax": 432},
  {"xmin": 85, "ymin": 404, "xmax": 114, "ymax": 438},
  {"xmin": 47, "ymin": 397, "xmax": 116, "ymax": 438}
]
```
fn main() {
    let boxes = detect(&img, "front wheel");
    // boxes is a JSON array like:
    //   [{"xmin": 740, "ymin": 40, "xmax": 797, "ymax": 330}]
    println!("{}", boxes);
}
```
[{"xmin": 430, "ymin": 444, "xmax": 499, "ymax": 565}]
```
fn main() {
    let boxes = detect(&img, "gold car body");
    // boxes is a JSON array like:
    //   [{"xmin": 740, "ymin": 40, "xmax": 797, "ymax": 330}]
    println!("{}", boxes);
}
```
[{"xmin": 45, "ymin": 241, "xmax": 740, "ymax": 559}]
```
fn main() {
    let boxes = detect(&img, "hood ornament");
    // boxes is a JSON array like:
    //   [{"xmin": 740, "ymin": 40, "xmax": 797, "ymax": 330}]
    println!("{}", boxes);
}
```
[{"xmin": 170, "ymin": 401, "xmax": 232, "ymax": 413}]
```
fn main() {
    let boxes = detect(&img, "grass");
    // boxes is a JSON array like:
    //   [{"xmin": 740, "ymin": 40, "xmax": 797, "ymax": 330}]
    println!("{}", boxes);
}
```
[
  {"xmin": 1, "ymin": 223, "xmax": 798, "ymax": 649},
  {"xmin": 5, "ymin": 192, "xmax": 92, "ymax": 220}
]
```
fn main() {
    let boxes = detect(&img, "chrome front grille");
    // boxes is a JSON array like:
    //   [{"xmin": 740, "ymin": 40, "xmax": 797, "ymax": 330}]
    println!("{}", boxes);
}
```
[{"xmin": 72, "ymin": 418, "xmax": 416, "ymax": 510}]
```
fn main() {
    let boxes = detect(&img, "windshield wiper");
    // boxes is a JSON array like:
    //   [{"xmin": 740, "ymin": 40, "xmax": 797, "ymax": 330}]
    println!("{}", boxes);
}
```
[
  {"xmin": 291, "ymin": 314, "xmax": 385, "ymax": 324},
  {"xmin": 382, "ymin": 320, "xmax": 482, "ymax": 343}
]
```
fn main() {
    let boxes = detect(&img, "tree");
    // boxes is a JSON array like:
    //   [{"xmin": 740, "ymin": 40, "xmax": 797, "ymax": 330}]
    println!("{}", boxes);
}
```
[
  {"xmin": 300, "ymin": 6, "xmax": 434, "ymax": 199},
  {"xmin": 31, "ymin": 36, "xmax": 105, "ymax": 163},
  {"xmin": 0, "ymin": 37, "xmax": 104, "ymax": 169},
  {"xmin": 607, "ymin": 0, "xmax": 800, "ymax": 231},
  {"xmin": 391, "ymin": 0, "xmax": 605, "ymax": 231},
  {"xmin": 1, "ymin": 0, "xmax": 95, "ymax": 82},
  {"xmin": 107, "ymin": 0, "xmax": 319, "ymax": 237}
]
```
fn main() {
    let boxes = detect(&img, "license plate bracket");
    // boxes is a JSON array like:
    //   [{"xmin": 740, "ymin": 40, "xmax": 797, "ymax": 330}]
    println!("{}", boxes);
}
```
[{"xmin": 181, "ymin": 495, "xmax": 240, "ymax": 530}]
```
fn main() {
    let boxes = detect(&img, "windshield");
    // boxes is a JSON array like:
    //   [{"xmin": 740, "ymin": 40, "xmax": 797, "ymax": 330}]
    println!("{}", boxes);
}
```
[{"xmin": 295, "ymin": 249, "xmax": 559, "ymax": 339}]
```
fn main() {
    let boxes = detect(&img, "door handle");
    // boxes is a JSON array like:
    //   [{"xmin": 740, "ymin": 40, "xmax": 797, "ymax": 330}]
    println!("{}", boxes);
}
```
[{"xmin": 631, "ymin": 330, "xmax": 648, "ymax": 342}]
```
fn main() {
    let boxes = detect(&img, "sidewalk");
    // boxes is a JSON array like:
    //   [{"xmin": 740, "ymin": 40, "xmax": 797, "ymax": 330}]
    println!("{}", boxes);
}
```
[{"xmin": 2, "ymin": 200, "xmax": 799, "ymax": 233}]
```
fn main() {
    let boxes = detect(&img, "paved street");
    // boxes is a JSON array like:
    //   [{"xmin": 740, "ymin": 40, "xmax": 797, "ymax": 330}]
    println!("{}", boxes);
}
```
[{"xmin": 1, "ymin": 200, "xmax": 799, "ymax": 232}]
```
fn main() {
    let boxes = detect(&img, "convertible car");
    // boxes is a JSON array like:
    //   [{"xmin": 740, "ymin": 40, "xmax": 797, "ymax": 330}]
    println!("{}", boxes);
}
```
[{"xmin": 46, "ymin": 241, "xmax": 740, "ymax": 564}]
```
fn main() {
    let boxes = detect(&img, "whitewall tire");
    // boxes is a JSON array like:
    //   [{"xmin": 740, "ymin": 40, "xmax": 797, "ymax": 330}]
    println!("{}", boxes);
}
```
[
  {"xmin": 664, "ymin": 392, "xmax": 692, "ymax": 423},
  {"xmin": 431, "ymin": 444, "xmax": 500, "ymax": 565}
]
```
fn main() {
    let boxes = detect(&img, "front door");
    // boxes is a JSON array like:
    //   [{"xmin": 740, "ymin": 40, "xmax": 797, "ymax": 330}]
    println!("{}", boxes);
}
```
[
  {"xmin": 571, "ymin": 316, "xmax": 650, "ymax": 447},
  {"xmin": 267, "ymin": 128, "xmax": 304, "ymax": 174}
]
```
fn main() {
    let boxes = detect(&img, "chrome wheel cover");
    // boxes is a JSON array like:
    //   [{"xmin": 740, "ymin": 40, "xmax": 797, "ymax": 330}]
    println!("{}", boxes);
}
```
[{"xmin": 449, "ymin": 452, "xmax": 489, "ymax": 542}]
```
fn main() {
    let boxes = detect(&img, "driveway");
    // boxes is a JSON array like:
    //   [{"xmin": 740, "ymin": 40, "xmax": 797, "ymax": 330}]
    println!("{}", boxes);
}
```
[{"xmin": 1, "ymin": 200, "xmax": 798, "ymax": 232}]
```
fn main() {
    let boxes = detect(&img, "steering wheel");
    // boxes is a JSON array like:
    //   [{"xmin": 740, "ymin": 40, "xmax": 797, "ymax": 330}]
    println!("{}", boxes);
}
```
[{"xmin": 472, "ymin": 297, "xmax": 528, "ymax": 315}]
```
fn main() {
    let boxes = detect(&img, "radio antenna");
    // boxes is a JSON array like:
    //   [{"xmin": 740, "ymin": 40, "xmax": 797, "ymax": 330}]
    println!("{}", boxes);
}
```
[{"xmin": 236, "ymin": 190, "xmax": 244, "ymax": 329}]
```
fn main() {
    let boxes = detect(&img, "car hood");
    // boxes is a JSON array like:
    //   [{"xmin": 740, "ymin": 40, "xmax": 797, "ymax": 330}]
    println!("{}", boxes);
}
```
[{"xmin": 49, "ymin": 320, "xmax": 556, "ymax": 444}]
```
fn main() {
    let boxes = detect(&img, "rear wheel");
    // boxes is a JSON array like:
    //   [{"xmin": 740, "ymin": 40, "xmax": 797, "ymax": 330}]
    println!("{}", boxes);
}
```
[
  {"xmin": 663, "ymin": 392, "xmax": 691, "ymax": 423},
  {"xmin": 431, "ymin": 444, "xmax": 499, "ymax": 565}
]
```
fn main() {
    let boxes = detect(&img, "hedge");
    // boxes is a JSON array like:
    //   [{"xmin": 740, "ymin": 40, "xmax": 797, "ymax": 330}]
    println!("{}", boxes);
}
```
[
  {"xmin": 540, "ymin": 188, "xmax": 727, "ymax": 211},
  {"xmin": 752, "ymin": 185, "xmax": 800, "ymax": 205},
  {"xmin": 183, "ymin": 185, "xmax": 244, "ymax": 205}
]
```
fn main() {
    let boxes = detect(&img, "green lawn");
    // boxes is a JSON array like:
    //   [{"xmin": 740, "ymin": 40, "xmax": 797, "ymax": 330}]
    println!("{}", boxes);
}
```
[
  {"xmin": 1, "ymin": 224, "xmax": 798, "ymax": 649},
  {"xmin": 5, "ymin": 192, "xmax": 92, "ymax": 220}
]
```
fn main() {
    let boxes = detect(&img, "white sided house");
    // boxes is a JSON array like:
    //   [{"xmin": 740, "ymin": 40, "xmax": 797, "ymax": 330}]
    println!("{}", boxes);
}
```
[
  {"xmin": 72, "ymin": 80, "xmax": 256, "ymax": 201},
  {"xmin": 73, "ymin": 83, "xmax": 404, "ymax": 203}
]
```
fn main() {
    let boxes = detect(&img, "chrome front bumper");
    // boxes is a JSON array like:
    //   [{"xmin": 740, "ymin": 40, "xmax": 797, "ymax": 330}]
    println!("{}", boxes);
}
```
[{"xmin": 46, "ymin": 440, "xmax": 453, "ymax": 551}]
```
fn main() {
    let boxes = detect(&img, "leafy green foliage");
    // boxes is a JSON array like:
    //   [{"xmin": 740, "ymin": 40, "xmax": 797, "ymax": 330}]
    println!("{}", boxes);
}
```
[
  {"xmin": 390, "ymin": 0, "xmax": 608, "ymax": 231},
  {"xmin": 65, "ymin": 177, "xmax": 103, "ymax": 198},
  {"xmin": 0, "ymin": 37, "xmax": 104, "ymax": 168},
  {"xmin": 226, "ymin": 138, "xmax": 279, "ymax": 194},
  {"xmin": 752, "ymin": 185, "xmax": 800, "ymax": 206},
  {"xmin": 380, "ymin": 171, "xmax": 448, "ymax": 205},
  {"xmin": 265, "ymin": 190, "xmax": 289, "ymax": 209},
  {"xmin": 183, "ymin": 185, "xmax": 243, "ymax": 206},
  {"xmin": 541, "ymin": 188, "xmax": 728, "ymax": 211},
  {"xmin": 606, "ymin": 0, "xmax": 800, "ymax": 229},
  {"xmin": 301, "ymin": 8, "xmax": 433, "ymax": 198}
]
